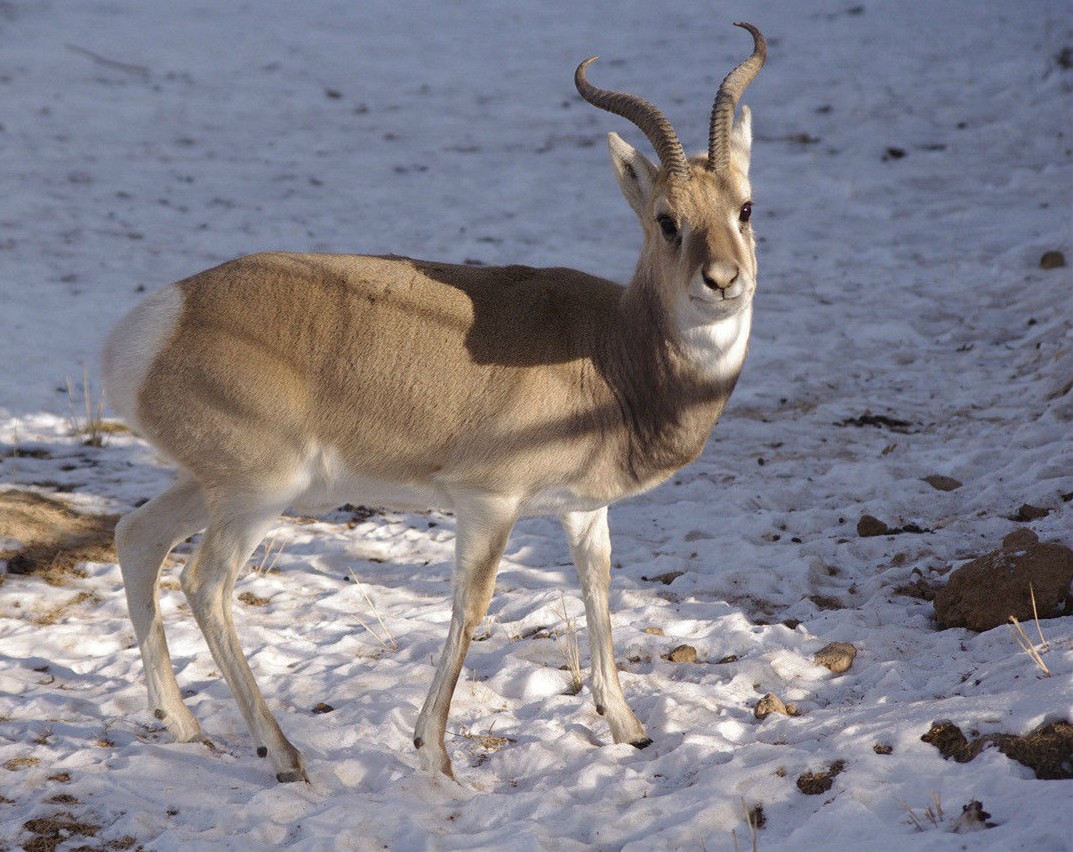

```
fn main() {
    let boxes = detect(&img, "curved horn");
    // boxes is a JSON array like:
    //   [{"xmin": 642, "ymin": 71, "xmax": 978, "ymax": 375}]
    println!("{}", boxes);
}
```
[
  {"xmin": 575, "ymin": 56, "xmax": 691, "ymax": 182},
  {"xmin": 707, "ymin": 22, "xmax": 766, "ymax": 173}
]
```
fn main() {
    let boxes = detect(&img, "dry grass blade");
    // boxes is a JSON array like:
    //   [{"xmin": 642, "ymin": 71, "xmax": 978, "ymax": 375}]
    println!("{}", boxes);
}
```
[
  {"xmin": 1008, "ymin": 613, "xmax": 1051, "ymax": 677},
  {"xmin": 896, "ymin": 797, "xmax": 925, "ymax": 832},
  {"xmin": 557, "ymin": 592, "xmax": 583, "ymax": 695},
  {"xmin": 348, "ymin": 569, "xmax": 397, "ymax": 651},
  {"xmin": 1029, "ymin": 583, "xmax": 1049, "ymax": 652},
  {"xmin": 66, "ymin": 364, "xmax": 107, "ymax": 447},
  {"xmin": 252, "ymin": 532, "xmax": 287, "ymax": 576}
]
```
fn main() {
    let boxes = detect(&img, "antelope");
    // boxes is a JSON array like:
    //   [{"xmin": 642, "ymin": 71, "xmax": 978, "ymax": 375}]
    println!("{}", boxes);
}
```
[{"xmin": 103, "ymin": 22, "xmax": 766, "ymax": 783}]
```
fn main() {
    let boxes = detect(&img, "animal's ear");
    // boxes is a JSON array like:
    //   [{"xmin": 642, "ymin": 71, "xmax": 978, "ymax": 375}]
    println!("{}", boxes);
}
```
[
  {"xmin": 607, "ymin": 132, "xmax": 659, "ymax": 218},
  {"xmin": 730, "ymin": 105, "xmax": 753, "ymax": 176}
]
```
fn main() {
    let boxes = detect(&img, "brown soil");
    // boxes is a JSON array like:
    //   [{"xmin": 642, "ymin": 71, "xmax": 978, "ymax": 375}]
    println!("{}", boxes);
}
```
[
  {"xmin": 921, "ymin": 720, "xmax": 1073, "ymax": 779},
  {"xmin": 796, "ymin": 759, "xmax": 845, "ymax": 795}
]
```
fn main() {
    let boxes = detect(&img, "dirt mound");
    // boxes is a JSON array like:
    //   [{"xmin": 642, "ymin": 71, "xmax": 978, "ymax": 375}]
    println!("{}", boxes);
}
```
[
  {"xmin": 933, "ymin": 530, "xmax": 1073, "ymax": 631},
  {"xmin": 922, "ymin": 720, "xmax": 1073, "ymax": 780}
]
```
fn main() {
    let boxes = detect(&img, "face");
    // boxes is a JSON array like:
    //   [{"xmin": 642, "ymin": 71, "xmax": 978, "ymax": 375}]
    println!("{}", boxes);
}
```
[
  {"xmin": 648, "ymin": 164, "xmax": 757, "ymax": 323},
  {"xmin": 606, "ymin": 110, "xmax": 757, "ymax": 328}
]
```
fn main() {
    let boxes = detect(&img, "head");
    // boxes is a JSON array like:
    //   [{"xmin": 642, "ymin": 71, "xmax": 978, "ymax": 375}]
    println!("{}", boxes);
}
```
[{"xmin": 576, "ymin": 23, "xmax": 765, "ymax": 325}]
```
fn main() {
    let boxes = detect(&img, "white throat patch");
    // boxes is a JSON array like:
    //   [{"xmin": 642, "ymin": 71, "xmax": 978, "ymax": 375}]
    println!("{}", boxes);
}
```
[{"xmin": 675, "ymin": 302, "xmax": 752, "ymax": 383}]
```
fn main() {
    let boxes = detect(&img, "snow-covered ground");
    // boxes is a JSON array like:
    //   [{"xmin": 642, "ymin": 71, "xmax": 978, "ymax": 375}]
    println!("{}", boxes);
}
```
[{"xmin": 2, "ymin": 0, "xmax": 1071, "ymax": 848}]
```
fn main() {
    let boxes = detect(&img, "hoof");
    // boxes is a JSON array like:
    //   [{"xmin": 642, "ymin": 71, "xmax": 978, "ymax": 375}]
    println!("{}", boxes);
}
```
[
  {"xmin": 632, "ymin": 738, "xmax": 654, "ymax": 750},
  {"xmin": 276, "ymin": 769, "xmax": 308, "ymax": 784}
]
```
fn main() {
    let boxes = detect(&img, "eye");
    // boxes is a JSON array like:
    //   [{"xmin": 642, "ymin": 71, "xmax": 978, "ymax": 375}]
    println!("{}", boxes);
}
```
[
  {"xmin": 655, "ymin": 213, "xmax": 679, "ymax": 241},
  {"xmin": 739, "ymin": 201, "xmax": 753, "ymax": 223}
]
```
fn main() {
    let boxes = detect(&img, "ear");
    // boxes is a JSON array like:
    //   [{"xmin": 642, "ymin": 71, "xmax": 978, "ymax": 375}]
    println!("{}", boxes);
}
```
[
  {"xmin": 730, "ymin": 105, "xmax": 753, "ymax": 176},
  {"xmin": 607, "ymin": 132, "xmax": 659, "ymax": 218}
]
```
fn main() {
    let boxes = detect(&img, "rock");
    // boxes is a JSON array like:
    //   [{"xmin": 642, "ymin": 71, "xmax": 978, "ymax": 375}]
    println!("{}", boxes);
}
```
[
  {"xmin": 922, "ymin": 474, "xmax": 962, "ymax": 491},
  {"xmin": 643, "ymin": 626, "xmax": 664, "ymax": 636},
  {"xmin": 856, "ymin": 515, "xmax": 889, "ymax": 537},
  {"xmin": 666, "ymin": 644, "xmax": 697, "ymax": 663},
  {"xmin": 1011, "ymin": 503, "xmax": 1050, "ymax": 522},
  {"xmin": 754, "ymin": 693, "xmax": 798, "ymax": 719},
  {"xmin": 311, "ymin": 702, "xmax": 335, "ymax": 714},
  {"xmin": 1040, "ymin": 250, "xmax": 1066, "ymax": 269},
  {"xmin": 952, "ymin": 800, "xmax": 994, "ymax": 833},
  {"xmin": 933, "ymin": 530, "xmax": 1073, "ymax": 631},
  {"xmin": 814, "ymin": 641, "xmax": 858, "ymax": 673},
  {"xmin": 642, "ymin": 570, "xmax": 684, "ymax": 585}
]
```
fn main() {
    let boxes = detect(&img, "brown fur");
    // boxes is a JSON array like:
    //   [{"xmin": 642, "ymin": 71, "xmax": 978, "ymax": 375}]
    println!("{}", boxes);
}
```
[{"xmin": 138, "ymin": 251, "xmax": 735, "ymax": 507}]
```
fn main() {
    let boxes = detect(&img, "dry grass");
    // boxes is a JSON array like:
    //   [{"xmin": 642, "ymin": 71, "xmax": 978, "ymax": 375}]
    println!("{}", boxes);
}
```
[
  {"xmin": 556, "ymin": 592, "xmax": 583, "ymax": 695},
  {"xmin": 250, "ymin": 531, "xmax": 287, "ymax": 576},
  {"xmin": 0, "ymin": 489, "xmax": 117, "ymax": 585},
  {"xmin": 896, "ymin": 791, "xmax": 945, "ymax": 831},
  {"xmin": 348, "ymin": 570, "xmax": 397, "ymax": 651},
  {"xmin": 1008, "ymin": 584, "xmax": 1051, "ymax": 676}
]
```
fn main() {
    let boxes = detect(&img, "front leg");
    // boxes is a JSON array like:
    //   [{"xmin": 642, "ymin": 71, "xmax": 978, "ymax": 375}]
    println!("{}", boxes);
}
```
[
  {"xmin": 414, "ymin": 495, "xmax": 518, "ymax": 778},
  {"xmin": 561, "ymin": 508, "xmax": 650, "ymax": 747}
]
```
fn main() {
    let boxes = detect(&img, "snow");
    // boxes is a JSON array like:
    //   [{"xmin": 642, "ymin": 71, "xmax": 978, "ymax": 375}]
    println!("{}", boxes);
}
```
[{"xmin": 1, "ymin": 0, "xmax": 1071, "ymax": 848}]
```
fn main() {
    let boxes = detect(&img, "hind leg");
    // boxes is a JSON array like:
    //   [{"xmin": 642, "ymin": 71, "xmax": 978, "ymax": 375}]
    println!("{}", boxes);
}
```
[
  {"xmin": 180, "ymin": 494, "xmax": 307, "ymax": 782},
  {"xmin": 116, "ymin": 473, "xmax": 209, "ymax": 743}
]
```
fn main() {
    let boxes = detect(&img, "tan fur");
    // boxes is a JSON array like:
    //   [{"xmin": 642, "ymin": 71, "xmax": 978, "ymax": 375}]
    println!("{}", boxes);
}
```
[{"xmin": 103, "ymin": 61, "xmax": 760, "ymax": 783}]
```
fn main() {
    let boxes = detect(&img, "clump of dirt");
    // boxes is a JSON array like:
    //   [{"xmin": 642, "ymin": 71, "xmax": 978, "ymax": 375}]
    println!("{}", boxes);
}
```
[
  {"xmin": 921, "ymin": 719, "xmax": 1073, "ymax": 779},
  {"xmin": 796, "ymin": 759, "xmax": 845, "ymax": 795},
  {"xmin": 933, "ymin": 530, "xmax": 1073, "ymax": 631},
  {"xmin": 0, "ymin": 489, "xmax": 118, "ymax": 585}
]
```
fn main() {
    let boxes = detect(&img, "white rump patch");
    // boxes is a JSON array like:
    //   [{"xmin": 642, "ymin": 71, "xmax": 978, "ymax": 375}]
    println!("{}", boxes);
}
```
[{"xmin": 102, "ymin": 284, "xmax": 184, "ymax": 433}]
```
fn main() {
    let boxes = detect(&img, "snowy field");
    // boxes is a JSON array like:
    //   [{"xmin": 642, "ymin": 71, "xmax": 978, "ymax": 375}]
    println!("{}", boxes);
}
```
[{"xmin": 1, "ymin": 0, "xmax": 1072, "ymax": 849}]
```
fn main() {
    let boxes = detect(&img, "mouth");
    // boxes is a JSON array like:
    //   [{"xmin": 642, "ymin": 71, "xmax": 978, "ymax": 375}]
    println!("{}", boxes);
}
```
[{"xmin": 692, "ymin": 285, "xmax": 746, "ymax": 305}]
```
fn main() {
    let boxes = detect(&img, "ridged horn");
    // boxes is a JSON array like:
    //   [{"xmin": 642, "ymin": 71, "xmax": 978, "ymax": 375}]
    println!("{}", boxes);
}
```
[
  {"xmin": 707, "ymin": 22, "xmax": 766, "ymax": 173},
  {"xmin": 575, "ymin": 56, "xmax": 691, "ymax": 182}
]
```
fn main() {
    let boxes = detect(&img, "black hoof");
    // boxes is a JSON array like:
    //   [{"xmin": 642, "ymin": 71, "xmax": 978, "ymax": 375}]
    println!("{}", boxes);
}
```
[
  {"xmin": 276, "ymin": 769, "xmax": 307, "ymax": 783},
  {"xmin": 632, "ymin": 738, "xmax": 654, "ymax": 750},
  {"xmin": 257, "ymin": 746, "xmax": 268, "ymax": 758}
]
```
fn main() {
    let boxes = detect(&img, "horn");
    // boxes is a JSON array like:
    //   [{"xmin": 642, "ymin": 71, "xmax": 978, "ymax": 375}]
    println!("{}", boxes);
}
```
[
  {"xmin": 707, "ymin": 22, "xmax": 766, "ymax": 173},
  {"xmin": 575, "ymin": 56, "xmax": 691, "ymax": 182}
]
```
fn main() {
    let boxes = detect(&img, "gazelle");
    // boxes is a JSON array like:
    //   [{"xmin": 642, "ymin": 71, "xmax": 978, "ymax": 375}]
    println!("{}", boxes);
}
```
[{"xmin": 104, "ymin": 23, "xmax": 766, "ymax": 782}]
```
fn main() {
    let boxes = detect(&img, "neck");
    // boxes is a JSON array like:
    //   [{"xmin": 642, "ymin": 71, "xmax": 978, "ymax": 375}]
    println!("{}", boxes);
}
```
[{"xmin": 593, "ymin": 273, "xmax": 751, "ymax": 488}]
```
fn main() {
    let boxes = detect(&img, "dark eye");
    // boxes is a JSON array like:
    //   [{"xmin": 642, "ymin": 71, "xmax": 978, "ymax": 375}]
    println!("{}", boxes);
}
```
[
  {"xmin": 739, "ymin": 201, "xmax": 753, "ymax": 223},
  {"xmin": 655, "ymin": 213, "xmax": 679, "ymax": 241}
]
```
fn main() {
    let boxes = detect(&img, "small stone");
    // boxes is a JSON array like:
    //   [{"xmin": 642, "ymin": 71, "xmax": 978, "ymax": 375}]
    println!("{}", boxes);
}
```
[
  {"xmin": 923, "ymin": 474, "xmax": 962, "ymax": 492},
  {"xmin": 311, "ymin": 702, "xmax": 335, "ymax": 714},
  {"xmin": 642, "ymin": 571, "xmax": 684, "ymax": 585},
  {"xmin": 754, "ymin": 693, "xmax": 798, "ymax": 719},
  {"xmin": 667, "ymin": 644, "xmax": 697, "ymax": 663},
  {"xmin": 857, "ymin": 515, "xmax": 889, "ymax": 537},
  {"xmin": 1012, "ymin": 503, "xmax": 1050, "ymax": 522},
  {"xmin": 1040, "ymin": 250, "xmax": 1066, "ymax": 269},
  {"xmin": 644, "ymin": 626, "xmax": 665, "ymax": 636},
  {"xmin": 814, "ymin": 641, "xmax": 858, "ymax": 674}
]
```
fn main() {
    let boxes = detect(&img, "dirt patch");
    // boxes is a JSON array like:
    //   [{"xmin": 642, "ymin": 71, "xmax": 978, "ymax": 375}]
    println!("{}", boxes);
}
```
[
  {"xmin": 22, "ymin": 813, "xmax": 101, "ymax": 852},
  {"xmin": 921, "ymin": 720, "xmax": 1073, "ymax": 779},
  {"xmin": 796, "ymin": 759, "xmax": 845, "ymax": 795},
  {"xmin": 0, "ymin": 489, "xmax": 118, "ymax": 585},
  {"xmin": 933, "ymin": 530, "xmax": 1073, "ymax": 631}
]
